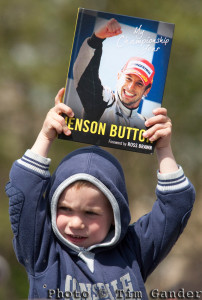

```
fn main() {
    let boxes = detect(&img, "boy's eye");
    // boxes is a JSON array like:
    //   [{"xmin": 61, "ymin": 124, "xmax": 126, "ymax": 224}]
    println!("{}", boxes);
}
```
[
  {"xmin": 58, "ymin": 206, "xmax": 72, "ymax": 212},
  {"xmin": 86, "ymin": 211, "xmax": 98, "ymax": 216}
]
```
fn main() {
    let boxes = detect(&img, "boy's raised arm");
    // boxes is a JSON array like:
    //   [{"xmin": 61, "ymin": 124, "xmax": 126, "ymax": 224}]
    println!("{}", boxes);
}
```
[
  {"xmin": 143, "ymin": 107, "xmax": 179, "ymax": 174},
  {"xmin": 31, "ymin": 88, "xmax": 74, "ymax": 158}
]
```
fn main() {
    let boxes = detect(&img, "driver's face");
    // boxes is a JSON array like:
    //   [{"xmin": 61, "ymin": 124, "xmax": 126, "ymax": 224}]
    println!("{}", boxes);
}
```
[{"xmin": 117, "ymin": 72, "xmax": 151, "ymax": 109}]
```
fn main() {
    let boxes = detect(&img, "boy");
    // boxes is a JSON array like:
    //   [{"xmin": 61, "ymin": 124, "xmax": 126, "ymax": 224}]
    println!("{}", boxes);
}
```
[{"xmin": 6, "ymin": 88, "xmax": 195, "ymax": 299}]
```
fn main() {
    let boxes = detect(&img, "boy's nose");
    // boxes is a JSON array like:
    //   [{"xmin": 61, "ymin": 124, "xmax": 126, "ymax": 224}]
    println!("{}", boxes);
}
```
[{"xmin": 68, "ymin": 216, "xmax": 85, "ymax": 229}]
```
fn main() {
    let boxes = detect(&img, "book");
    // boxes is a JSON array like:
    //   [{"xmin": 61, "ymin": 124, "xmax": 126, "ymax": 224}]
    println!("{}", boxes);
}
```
[{"xmin": 58, "ymin": 8, "xmax": 175, "ymax": 154}]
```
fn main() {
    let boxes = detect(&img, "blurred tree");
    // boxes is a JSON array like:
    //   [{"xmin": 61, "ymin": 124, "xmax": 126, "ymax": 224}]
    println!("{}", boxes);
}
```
[{"xmin": 0, "ymin": 0, "xmax": 202, "ymax": 299}]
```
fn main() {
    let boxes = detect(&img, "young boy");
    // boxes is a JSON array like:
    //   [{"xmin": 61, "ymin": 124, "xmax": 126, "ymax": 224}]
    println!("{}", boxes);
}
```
[{"xmin": 6, "ymin": 88, "xmax": 195, "ymax": 299}]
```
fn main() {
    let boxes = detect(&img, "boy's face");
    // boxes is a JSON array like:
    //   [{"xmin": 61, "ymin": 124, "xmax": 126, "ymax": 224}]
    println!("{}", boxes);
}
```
[
  {"xmin": 117, "ymin": 72, "xmax": 151, "ymax": 109},
  {"xmin": 56, "ymin": 184, "xmax": 114, "ymax": 249}
]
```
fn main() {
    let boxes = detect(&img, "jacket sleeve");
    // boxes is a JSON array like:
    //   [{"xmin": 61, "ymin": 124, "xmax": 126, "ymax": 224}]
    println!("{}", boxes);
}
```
[
  {"xmin": 127, "ymin": 166, "xmax": 195, "ymax": 281},
  {"xmin": 5, "ymin": 150, "xmax": 53, "ymax": 275},
  {"xmin": 73, "ymin": 34, "xmax": 109, "ymax": 121}
]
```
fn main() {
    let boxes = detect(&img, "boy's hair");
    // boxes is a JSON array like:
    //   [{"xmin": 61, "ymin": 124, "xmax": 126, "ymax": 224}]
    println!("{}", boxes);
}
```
[
  {"xmin": 66, "ymin": 180, "xmax": 115, "ymax": 227},
  {"xmin": 68, "ymin": 180, "xmax": 96, "ymax": 190}
]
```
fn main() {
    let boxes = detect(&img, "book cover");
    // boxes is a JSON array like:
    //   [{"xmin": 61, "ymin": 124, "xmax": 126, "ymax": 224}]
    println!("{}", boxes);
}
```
[{"xmin": 59, "ymin": 8, "xmax": 175, "ymax": 154}]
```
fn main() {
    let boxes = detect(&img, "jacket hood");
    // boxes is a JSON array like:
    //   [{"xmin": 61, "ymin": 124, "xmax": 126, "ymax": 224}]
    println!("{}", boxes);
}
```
[{"xmin": 50, "ymin": 146, "xmax": 131, "ymax": 256}]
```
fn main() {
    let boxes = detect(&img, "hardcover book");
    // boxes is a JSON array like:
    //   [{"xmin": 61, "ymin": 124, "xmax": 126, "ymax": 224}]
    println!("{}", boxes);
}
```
[{"xmin": 58, "ymin": 8, "xmax": 175, "ymax": 154}]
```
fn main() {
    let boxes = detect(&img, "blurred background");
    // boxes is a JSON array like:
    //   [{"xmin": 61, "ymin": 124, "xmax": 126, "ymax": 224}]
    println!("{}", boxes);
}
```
[{"xmin": 0, "ymin": 0, "xmax": 202, "ymax": 299}]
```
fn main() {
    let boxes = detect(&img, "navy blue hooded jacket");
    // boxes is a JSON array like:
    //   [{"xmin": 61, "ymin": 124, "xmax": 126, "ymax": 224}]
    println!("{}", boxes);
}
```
[{"xmin": 5, "ymin": 146, "xmax": 195, "ymax": 299}]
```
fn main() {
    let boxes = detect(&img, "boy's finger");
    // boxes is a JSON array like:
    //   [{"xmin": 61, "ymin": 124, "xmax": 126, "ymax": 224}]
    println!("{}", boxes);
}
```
[
  {"xmin": 145, "ymin": 114, "xmax": 170, "ymax": 128},
  {"xmin": 50, "ymin": 113, "xmax": 72, "ymax": 136},
  {"xmin": 63, "ymin": 126, "xmax": 72, "ymax": 136},
  {"xmin": 55, "ymin": 88, "xmax": 65, "ymax": 105},
  {"xmin": 152, "ymin": 107, "xmax": 167, "ymax": 116},
  {"xmin": 143, "ymin": 122, "xmax": 171, "ymax": 139},
  {"xmin": 55, "ymin": 103, "xmax": 74, "ymax": 117},
  {"xmin": 148, "ymin": 127, "xmax": 172, "ymax": 142}
]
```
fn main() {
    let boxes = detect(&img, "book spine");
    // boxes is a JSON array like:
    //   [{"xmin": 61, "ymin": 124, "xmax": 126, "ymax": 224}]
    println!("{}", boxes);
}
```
[{"xmin": 63, "ymin": 8, "xmax": 84, "ymax": 102}]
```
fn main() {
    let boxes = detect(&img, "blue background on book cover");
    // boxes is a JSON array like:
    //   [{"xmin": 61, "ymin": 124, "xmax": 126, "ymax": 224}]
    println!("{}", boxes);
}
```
[
  {"xmin": 68, "ymin": 12, "xmax": 96, "ymax": 77},
  {"xmin": 97, "ymin": 11, "xmax": 159, "ymax": 33}
]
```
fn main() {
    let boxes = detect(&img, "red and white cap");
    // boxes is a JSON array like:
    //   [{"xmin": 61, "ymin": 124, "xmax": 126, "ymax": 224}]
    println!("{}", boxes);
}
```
[{"xmin": 121, "ymin": 57, "xmax": 155, "ymax": 86}]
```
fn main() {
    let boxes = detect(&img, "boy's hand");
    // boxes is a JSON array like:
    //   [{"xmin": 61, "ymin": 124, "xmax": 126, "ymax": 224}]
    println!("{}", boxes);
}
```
[
  {"xmin": 143, "ymin": 107, "xmax": 178, "ymax": 173},
  {"xmin": 143, "ymin": 107, "xmax": 172, "ymax": 149},
  {"xmin": 31, "ymin": 88, "xmax": 74, "ymax": 157},
  {"xmin": 95, "ymin": 18, "xmax": 122, "ymax": 39},
  {"xmin": 41, "ymin": 88, "xmax": 74, "ymax": 142}
]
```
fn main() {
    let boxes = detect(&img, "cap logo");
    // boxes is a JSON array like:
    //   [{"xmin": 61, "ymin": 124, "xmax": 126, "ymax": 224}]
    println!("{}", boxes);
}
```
[
  {"xmin": 127, "ymin": 61, "xmax": 153, "ymax": 77},
  {"xmin": 139, "ymin": 74, "xmax": 148, "ymax": 83}
]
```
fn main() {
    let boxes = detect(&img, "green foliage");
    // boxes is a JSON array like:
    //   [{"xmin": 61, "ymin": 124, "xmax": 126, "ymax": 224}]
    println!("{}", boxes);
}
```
[{"xmin": 1, "ymin": 0, "xmax": 202, "ymax": 298}]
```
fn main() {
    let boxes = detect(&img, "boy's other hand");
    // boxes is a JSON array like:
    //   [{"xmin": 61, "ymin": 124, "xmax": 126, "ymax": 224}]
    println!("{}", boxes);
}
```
[
  {"xmin": 41, "ymin": 88, "xmax": 74, "ymax": 142},
  {"xmin": 143, "ymin": 107, "xmax": 172, "ymax": 150},
  {"xmin": 31, "ymin": 88, "xmax": 74, "ymax": 157},
  {"xmin": 144, "ymin": 107, "xmax": 178, "ymax": 173}
]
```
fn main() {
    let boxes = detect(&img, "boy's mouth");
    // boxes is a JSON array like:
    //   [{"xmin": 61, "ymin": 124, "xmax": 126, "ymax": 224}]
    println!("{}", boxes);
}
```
[{"xmin": 66, "ymin": 234, "xmax": 87, "ymax": 244}]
